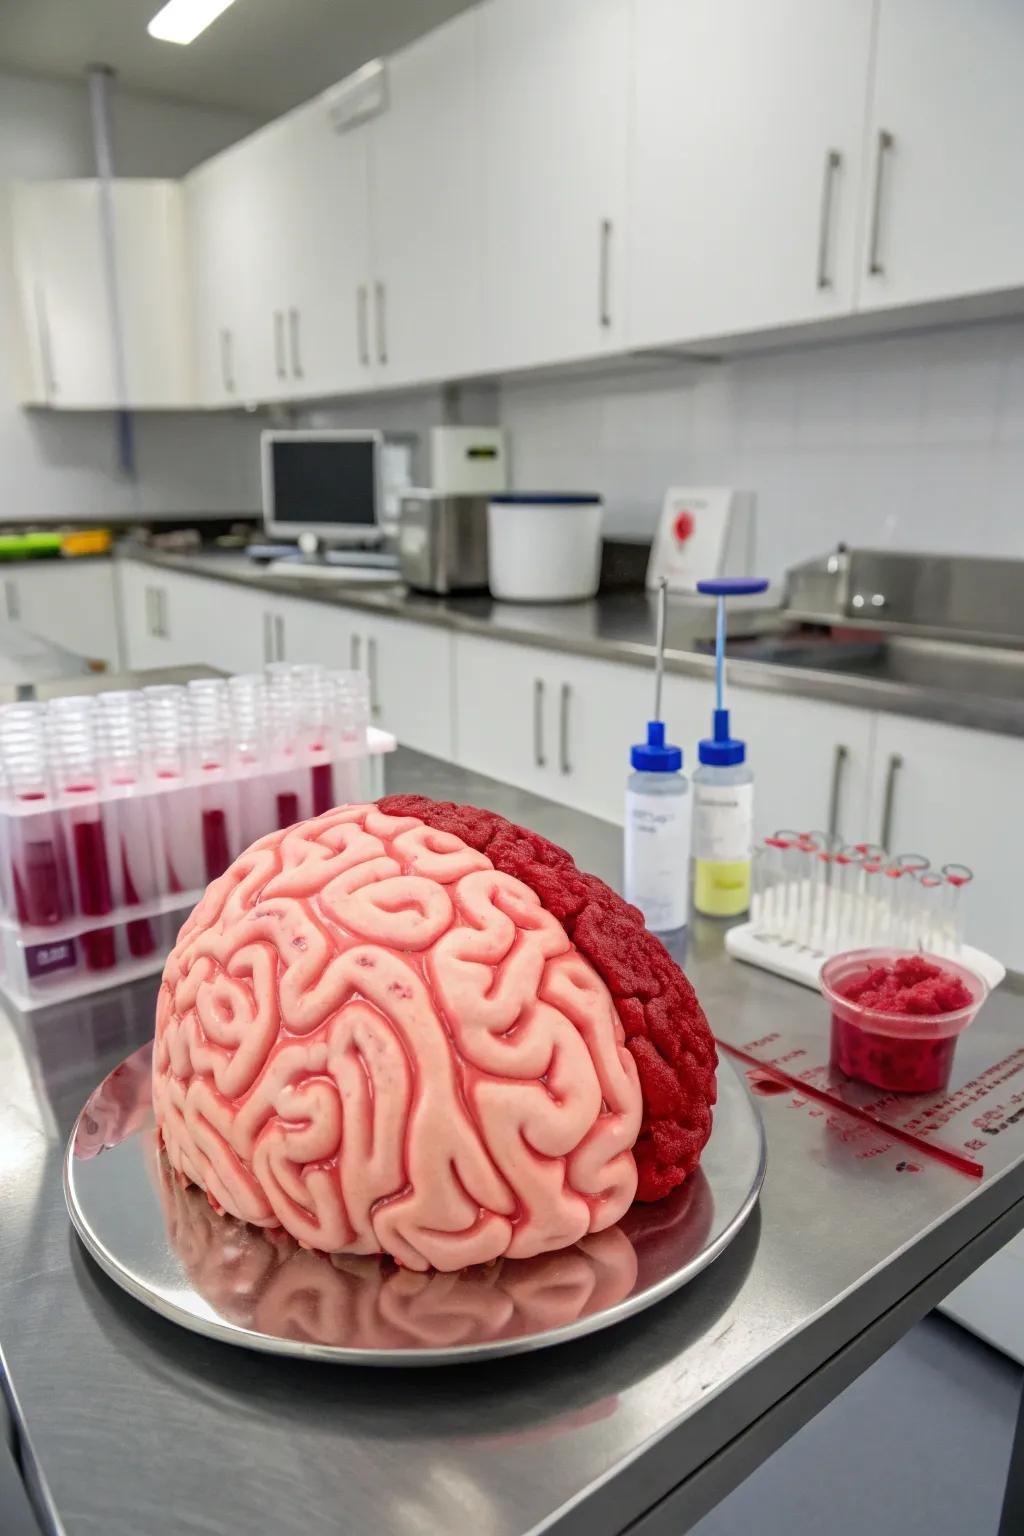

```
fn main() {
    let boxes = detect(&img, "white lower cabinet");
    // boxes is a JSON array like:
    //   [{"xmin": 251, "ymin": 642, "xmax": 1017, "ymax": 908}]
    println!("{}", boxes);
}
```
[
  {"xmin": 118, "ymin": 562, "xmax": 274, "ymax": 675},
  {"xmin": 271, "ymin": 594, "xmax": 358, "ymax": 672},
  {"xmin": 731, "ymin": 688, "xmax": 876, "ymax": 845},
  {"xmin": 867, "ymin": 713, "xmax": 1024, "ymax": 970},
  {"xmin": 1, "ymin": 561, "xmax": 121, "ymax": 669},
  {"xmin": 455, "ymin": 634, "xmax": 680, "ymax": 823},
  {"xmin": 357, "ymin": 612, "xmax": 454, "ymax": 762}
]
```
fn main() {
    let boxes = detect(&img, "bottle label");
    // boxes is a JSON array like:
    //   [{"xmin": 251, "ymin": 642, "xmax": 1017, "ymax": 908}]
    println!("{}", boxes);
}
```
[
  {"xmin": 693, "ymin": 782, "xmax": 753, "ymax": 862},
  {"xmin": 624, "ymin": 789, "xmax": 691, "ymax": 932}
]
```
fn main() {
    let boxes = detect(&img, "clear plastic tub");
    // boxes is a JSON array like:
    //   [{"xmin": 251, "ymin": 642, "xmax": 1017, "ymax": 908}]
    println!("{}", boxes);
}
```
[{"xmin": 819, "ymin": 947, "xmax": 988, "ymax": 1094}]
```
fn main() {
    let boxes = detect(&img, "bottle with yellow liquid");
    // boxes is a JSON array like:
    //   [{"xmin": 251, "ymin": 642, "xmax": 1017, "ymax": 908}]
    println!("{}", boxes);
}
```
[
  {"xmin": 692, "ymin": 721, "xmax": 753, "ymax": 917},
  {"xmin": 691, "ymin": 576, "xmax": 769, "ymax": 918}
]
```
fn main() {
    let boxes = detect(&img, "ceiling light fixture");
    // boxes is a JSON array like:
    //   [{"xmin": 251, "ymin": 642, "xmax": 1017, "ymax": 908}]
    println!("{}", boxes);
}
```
[{"xmin": 147, "ymin": 0, "xmax": 239, "ymax": 46}]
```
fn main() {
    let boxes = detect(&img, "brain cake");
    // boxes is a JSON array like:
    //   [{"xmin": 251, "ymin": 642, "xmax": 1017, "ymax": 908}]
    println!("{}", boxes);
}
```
[{"xmin": 153, "ymin": 797, "xmax": 716, "ymax": 1273}]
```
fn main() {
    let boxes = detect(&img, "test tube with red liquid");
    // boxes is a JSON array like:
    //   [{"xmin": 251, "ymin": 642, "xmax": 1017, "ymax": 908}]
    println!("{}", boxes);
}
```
[
  {"xmin": 187, "ymin": 678, "xmax": 238, "ymax": 882},
  {"xmin": 265, "ymin": 663, "xmax": 307, "ymax": 828},
  {"xmin": 49, "ymin": 698, "xmax": 116, "ymax": 972},
  {"xmin": 0, "ymin": 706, "xmax": 78, "ymax": 981},
  {"xmin": 291, "ymin": 664, "xmax": 335, "ymax": 816}
]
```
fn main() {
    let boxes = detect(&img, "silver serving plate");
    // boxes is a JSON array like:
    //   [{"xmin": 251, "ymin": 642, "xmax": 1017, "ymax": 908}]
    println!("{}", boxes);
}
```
[{"xmin": 65, "ymin": 1045, "xmax": 765, "ymax": 1365}]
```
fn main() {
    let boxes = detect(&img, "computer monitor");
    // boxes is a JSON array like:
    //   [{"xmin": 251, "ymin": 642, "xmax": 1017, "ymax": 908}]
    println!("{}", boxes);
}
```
[{"xmin": 261, "ymin": 430, "xmax": 384, "ymax": 544}]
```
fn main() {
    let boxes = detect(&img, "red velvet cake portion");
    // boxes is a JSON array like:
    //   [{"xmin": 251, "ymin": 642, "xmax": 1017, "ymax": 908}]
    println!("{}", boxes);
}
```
[{"xmin": 379, "ymin": 795, "xmax": 717, "ymax": 1199}]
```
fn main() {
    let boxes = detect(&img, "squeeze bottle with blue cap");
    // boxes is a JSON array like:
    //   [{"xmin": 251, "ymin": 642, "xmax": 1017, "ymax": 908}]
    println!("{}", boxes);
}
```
[
  {"xmin": 692, "ymin": 577, "xmax": 770, "ymax": 918},
  {"xmin": 624, "ymin": 580, "xmax": 690, "ymax": 937}
]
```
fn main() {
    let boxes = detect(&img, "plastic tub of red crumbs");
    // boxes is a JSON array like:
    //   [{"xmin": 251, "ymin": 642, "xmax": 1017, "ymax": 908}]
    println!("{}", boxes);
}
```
[{"xmin": 819, "ymin": 948, "xmax": 988, "ymax": 1094}]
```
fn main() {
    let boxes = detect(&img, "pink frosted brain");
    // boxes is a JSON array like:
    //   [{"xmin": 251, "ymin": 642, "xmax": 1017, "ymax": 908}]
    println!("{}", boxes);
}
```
[{"xmin": 153, "ymin": 805, "xmax": 643, "ymax": 1272}]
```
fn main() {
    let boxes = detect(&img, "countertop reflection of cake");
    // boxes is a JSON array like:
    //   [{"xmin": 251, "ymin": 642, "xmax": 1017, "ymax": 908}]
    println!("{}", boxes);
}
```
[{"xmin": 153, "ymin": 798, "xmax": 716, "ymax": 1273}]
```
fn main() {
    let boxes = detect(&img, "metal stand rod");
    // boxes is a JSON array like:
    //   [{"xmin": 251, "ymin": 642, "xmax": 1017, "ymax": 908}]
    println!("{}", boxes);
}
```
[
  {"xmin": 87, "ymin": 63, "xmax": 137, "ymax": 484},
  {"xmin": 999, "ymin": 1377, "xmax": 1024, "ymax": 1536}
]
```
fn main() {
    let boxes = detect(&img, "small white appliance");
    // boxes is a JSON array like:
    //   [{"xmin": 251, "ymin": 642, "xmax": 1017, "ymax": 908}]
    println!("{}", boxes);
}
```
[
  {"xmin": 487, "ymin": 493, "xmax": 603, "ymax": 603},
  {"xmin": 646, "ymin": 487, "xmax": 756, "ymax": 592},
  {"xmin": 430, "ymin": 426, "xmax": 508, "ymax": 496}
]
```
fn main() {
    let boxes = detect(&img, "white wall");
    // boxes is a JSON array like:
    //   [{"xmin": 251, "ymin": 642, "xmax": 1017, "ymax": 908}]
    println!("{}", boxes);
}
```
[
  {"xmin": 500, "ymin": 320, "xmax": 1024, "ymax": 581},
  {"xmin": 0, "ymin": 69, "xmax": 265, "ymax": 521}
]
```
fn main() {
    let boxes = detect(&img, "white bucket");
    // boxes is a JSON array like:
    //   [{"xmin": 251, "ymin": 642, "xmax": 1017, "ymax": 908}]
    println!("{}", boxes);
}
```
[{"xmin": 487, "ymin": 494, "xmax": 603, "ymax": 603}]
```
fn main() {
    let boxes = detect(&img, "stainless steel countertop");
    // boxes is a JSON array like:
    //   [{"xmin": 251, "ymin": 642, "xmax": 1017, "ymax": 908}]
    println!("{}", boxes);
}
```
[
  {"xmin": 119, "ymin": 548, "xmax": 1024, "ymax": 738},
  {"xmin": 3, "ymin": 748, "xmax": 1024, "ymax": 1535}
]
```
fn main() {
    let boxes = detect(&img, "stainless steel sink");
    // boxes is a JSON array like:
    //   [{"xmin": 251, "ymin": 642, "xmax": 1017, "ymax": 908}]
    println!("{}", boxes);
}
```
[{"xmin": 796, "ymin": 635, "xmax": 1024, "ymax": 704}]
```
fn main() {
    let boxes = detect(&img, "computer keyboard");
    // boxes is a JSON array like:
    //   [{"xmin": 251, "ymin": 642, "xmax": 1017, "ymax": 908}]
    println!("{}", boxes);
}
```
[{"xmin": 263, "ymin": 559, "xmax": 402, "ymax": 584}]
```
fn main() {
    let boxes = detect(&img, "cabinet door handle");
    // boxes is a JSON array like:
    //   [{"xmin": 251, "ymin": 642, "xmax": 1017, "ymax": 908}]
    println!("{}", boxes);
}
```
[
  {"xmin": 827, "ymin": 742, "xmax": 849, "ymax": 838},
  {"xmin": 559, "ymin": 683, "xmax": 572, "ymax": 775},
  {"xmin": 220, "ymin": 327, "xmax": 235, "ymax": 393},
  {"xmin": 157, "ymin": 588, "xmax": 169, "ymax": 639},
  {"xmin": 533, "ymin": 678, "xmax": 546, "ymax": 769},
  {"xmin": 273, "ymin": 310, "xmax": 287, "ymax": 380},
  {"xmin": 357, "ymin": 285, "xmax": 370, "ymax": 366},
  {"xmin": 34, "ymin": 283, "xmax": 57, "ymax": 398},
  {"xmin": 599, "ymin": 218, "xmax": 613, "ymax": 329},
  {"xmin": 4, "ymin": 578, "xmax": 19, "ymax": 622},
  {"xmin": 288, "ymin": 307, "xmax": 303, "ymax": 380},
  {"xmin": 263, "ymin": 611, "xmax": 275, "ymax": 665},
  {"xmin": 867, "ymin": 128, "xmax": 895, "ymax": 277},
  {"xmin": 879, "ymin": 751, "xmax": 903, "ymax": 850},
  {"xmin": 816, "ymin": 149, "xmax": 842, "ymax": 291},
  {"xmin": 144, "ymin": 585, "xmax": 155, "ymax": 636},
  {"xmin": 274, "ymin": 614, "xmax": 285, "ymax": 661},
  {"xmin": 350, "ymin": 632, "xmax": 362, "ymax": 670},
  {"xmin": 374, "ymin": 281, "xmax": 388, "ymax": 366},
  {"xmin": 367, "ymin": 637, "xmax": 380, "ymax": 718}
]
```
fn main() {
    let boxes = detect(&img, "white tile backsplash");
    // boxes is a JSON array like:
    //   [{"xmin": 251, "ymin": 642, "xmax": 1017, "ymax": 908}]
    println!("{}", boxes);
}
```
[{"xmin": 498, "ymin": 319, "xmax": 1024, "ymax": 577}]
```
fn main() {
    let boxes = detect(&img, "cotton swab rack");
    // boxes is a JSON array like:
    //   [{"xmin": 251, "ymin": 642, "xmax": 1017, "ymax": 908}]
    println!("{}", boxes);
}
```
[{"xmin": 725, "ymin": 831, "xmax": 1006, "ymax": 992}]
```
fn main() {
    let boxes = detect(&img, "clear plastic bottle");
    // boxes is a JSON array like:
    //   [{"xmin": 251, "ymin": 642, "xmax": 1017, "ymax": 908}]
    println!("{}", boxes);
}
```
[
  {"xmin": 624, "ymin": 720, "xmax": 691, "ymax": 940},
  {"xmin": 692, "ymin": 710, "xmax": 753, "ymax": 918}
]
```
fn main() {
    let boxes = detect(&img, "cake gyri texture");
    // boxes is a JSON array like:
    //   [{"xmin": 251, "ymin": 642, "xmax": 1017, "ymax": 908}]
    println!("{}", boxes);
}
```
[{"xmin": 153, "ymin": 799, "xmax": 717, "ymax": 1273}]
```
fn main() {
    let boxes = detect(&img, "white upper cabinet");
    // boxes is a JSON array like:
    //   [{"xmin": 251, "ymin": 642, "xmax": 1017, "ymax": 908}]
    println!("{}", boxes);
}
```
[
  {"xmin": 628, "ymin": 0, "xmax": 873, "ymax": 349},
  {"xmin": 10, "ymin": 180, "xmax": 191, "ymax": 409},
  {"xmin": 184, "ymin": 151, "xmax": 256, "ymax": 406},
  {"xmin": 857, "ymin": 0, "xmax": 1024, "ymax": 312},
  {"xmin": 281, "ymin": 97, "xmax": 373, "ymax": 400},
  {"xmin": 478, "ymin": 0, "xmax": 630, "ymax": 372},
  {"xmin": 11, "ymin": 181, "xmax": 114, "ymax": 407},
  {"xmin": 109, "ymin": 182, "xmax": 192, "ymax": 407},
  {"xmin": 368, "ymin": 10, "xmax": 483, "ymax": 387}
]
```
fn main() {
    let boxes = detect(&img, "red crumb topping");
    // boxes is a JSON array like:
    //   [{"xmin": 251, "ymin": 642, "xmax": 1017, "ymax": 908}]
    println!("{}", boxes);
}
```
[
  {"xmin": 379, "ymin": 795, "xmax": 717, "ymax": 1200},
  {"xmin": 841, "ymin": 954, "xmax": 972, "ymax": 1016}
]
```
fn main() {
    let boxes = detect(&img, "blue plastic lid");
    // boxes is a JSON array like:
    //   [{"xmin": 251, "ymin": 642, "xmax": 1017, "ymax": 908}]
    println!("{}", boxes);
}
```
[
  {"xmin": 695, "ymin": 577, "xmax": 771, "ymax": 597},
  {"xmin": 699, "ymin": 707, "xmax": 746, "ymax": 766},
  {"xmin": 631, "ymin": 719, "xmax": 683, "ymax": 773},
  {"xmin": 489, "ymin": 493, "xmax": 602, "ymax": 505}
]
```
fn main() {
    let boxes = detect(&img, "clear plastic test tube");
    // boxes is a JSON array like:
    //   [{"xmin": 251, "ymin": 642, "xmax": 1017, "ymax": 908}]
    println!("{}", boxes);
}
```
[
  {"xmin": 941, "ymin": 863, "xmax": 973, "ymax": 953},
  {"xmin": 329, "ymin": 669, "xmax": 370, "ymax": 803},
  {"xmin": 97, "ymin": 691, "xmax": 158, "ymax": 958},
  {"xmin": 914, "ymin": 871, "xmax": 946, "ymax": 952},
  {"xmin": 225, "ymin": 672, "xmax": 268, "ymax": 843},
  {"xmin": 144, "ymin": 684, "xmax": 203, "ymax": 894}
]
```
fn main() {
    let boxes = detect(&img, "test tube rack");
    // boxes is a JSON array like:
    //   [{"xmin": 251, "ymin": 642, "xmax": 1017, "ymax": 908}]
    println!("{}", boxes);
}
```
[
  {"xmin": 0, "ymin": 681, "xmax": 395, "ymax": 1012},
  {"xmin": 724, "ymin": 833, "xmax": 1006, "ymax": 993}
]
